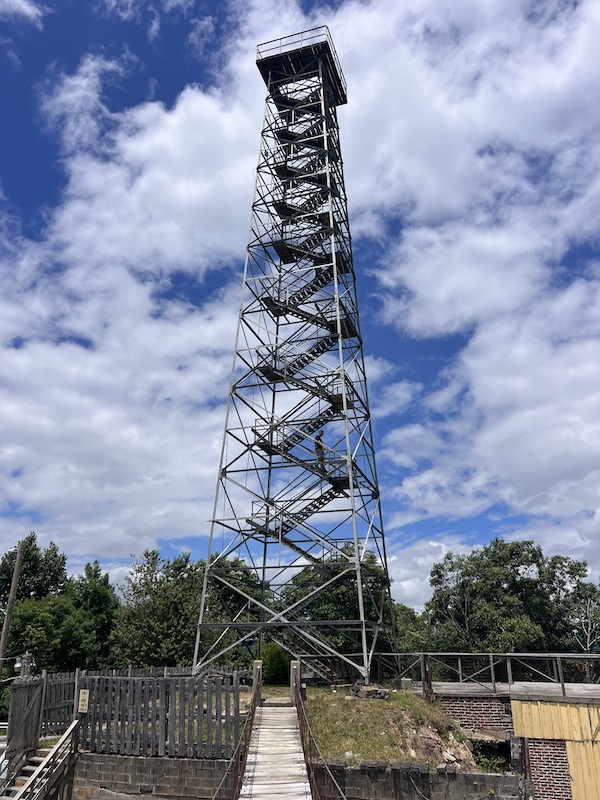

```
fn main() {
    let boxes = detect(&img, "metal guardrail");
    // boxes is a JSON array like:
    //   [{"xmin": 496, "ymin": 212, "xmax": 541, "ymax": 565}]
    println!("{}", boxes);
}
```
[
  {"xmin": 211, "ymin": 661, "xmax": 262, "ymax": 800},
  {"xmin": 256, "ymin": 26, "xmax": 347, "ymax": 100},
  {"xmin": 10, "ymin": 718, "xmax": 78, "ymax": 800},
  {"xmin": 294, "ymin": 674, "xmax": 345, "ymax": 800}
]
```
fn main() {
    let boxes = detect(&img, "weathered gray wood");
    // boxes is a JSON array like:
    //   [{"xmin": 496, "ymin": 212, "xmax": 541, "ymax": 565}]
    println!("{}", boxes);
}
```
[
  {"xmin": 197, "ymin": 680, "xmax": 206, "ymax": 758},
  {"xmin": 110, "ymin": 677, "xmax": 119, "ymax": 753},
  {"xmin": 239, "ymin": 707, "xmax": 311, "ymax": 800},
  {"xmin": 206, "ymin": 678, "xmax": 213, "ymax": 758},
  {"xmin": 133, "ymin": 678, "xmax": 142, "ymax": 755},
  {"xmin": 177, "ymin": 678, "xmax": 184, "ymax": 756},
  {"xmin": 168, "ymin": 679, "xmax": 176, "ymax": 755},
  {"xmin": 215, "ymin": 678, "xmax": 222, "ymax": 758},
  {"xmin": 225, "ymin": 676, "xmax": 231, "ymax": 758},
  {"xmin": 125, "ymin": 676, "xmax": 134, "ymax": 756},
  {"xmin": 89, "ymin": 677, "xmax": 100, "ymax": 753},
  {"xmin": 100, "ymin": 678, "xmax": 110, "ymax": 753},
  {"xmin": 234, "ymin": 672, "xmax": 240, "ymax": 746},
  {"xmin": 117, "ymin": 678, "xmax": 126, "ymax": 754},
  {"xmin": 158, "ymin": 678, "xmax": 167, "ymax": 757},
  {"xmin": 19, "ymin": 672, "xmax": 240, "ymax": 758}
]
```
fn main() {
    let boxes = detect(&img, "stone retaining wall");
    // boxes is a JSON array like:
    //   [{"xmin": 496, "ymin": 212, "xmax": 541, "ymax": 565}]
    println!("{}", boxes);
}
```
[
  {"xmin": 67, "ymin": 752, "xmax": 531, "ymax": 800},
  {"xmin": 327, "ymin": 759, "xmax": 530, "ymax": 800},
  {"xmin": 69, "ymin": 754, "xmax": 228, "ymax": 800}
]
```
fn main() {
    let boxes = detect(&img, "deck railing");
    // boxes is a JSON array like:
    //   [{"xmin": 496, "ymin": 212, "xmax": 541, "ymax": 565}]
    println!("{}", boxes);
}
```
[{"xmin": 383, "ymin": 652, "xmax": 600, "ymax": 697}]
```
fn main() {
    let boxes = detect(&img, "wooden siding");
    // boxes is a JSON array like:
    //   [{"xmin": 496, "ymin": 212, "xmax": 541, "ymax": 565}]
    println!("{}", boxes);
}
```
[
  {"xmin": 512, "ymin": 700, "xmax": 600, "ymax": 741},
  {"xmin": 513, "ymin": 700, "xmax": 600, "ymax": 800},
  {"xmin": 566, "ymin": 741, "xmax": 600, "ymax": 800}
]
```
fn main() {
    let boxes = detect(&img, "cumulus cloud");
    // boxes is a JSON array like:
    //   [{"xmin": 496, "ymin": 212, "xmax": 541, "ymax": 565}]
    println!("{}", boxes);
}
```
[
  {"xmin": 312, "ymin": 0, "xmax": 600, "ymax": 604},
  {"xmin": 38, "ymin": 51, "xmax": 261, "ymax": 276},
  {"xmin": 2, "ymin": 0, "xmax": 600, "ymax": 611}
]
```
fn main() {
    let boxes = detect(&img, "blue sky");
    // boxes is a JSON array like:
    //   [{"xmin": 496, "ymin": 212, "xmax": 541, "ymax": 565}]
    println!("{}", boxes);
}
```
[{"xmin": 1, "ymin": 0, "xmax": 599, "ymax": 609}]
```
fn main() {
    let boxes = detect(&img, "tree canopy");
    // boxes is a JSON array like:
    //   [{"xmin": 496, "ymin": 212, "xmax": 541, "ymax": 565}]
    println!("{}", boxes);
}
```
[
  {"xmin": 425, "ymin": 538, "xmax": 595, "ymax": 652},
  {"xmin": 7, "ymin": 558, "xmax": 119, "ymax": 671},
  {"xmin": 0, "ymin": 535, "xmax": 599, "ymax": 675},
  {"xmin": 110, "ymin": 550, "xmax": 205, "ymax": 667},
  {"xmin": 0, "ymin": 532, "xmax": 67, "ymax": 606}
]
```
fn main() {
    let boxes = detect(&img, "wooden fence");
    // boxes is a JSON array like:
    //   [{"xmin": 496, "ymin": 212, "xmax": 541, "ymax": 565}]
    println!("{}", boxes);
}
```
[
  {"xmin": 8, "ymin": 670, "xmax": 245, "ymax": 762},
  {"xmin": 77, "ymin": 674, "xmax": 241, "ymax": 758},
  {"xmin": 6, "ymin": 678, "xmax": 43, "ymax": 759}
]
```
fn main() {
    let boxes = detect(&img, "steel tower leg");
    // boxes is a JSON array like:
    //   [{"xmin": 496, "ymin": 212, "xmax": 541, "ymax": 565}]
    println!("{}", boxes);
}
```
[{"xmin": 193, "ymin": 27, "xmax": 395, "ymax": 683}]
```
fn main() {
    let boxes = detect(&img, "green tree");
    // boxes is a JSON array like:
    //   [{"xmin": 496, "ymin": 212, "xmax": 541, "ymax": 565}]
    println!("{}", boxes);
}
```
[
  {"xmin": 262, "ymin": 641, "xmax": 292, "ymax": 684},
  {"xmin": 9, "ymin": 595, "xmax": 95, "ymax": 671},
  {"xmin": 569, "ymin": 581, "xmax": 600, "ymax": 654},
  {"xmin": 6, "ymin": 561, "xmax": 119, "ymax": 671},
  {"xmin": 0, "ymin": 532, "xmax": 67, "ymax": 605},
  {"xmin": 111, "ymin": 550, "xmax": 206, "ymax": 667},
  {"xmin": 69, "ymin": 561, "xmax": 120, "ymax": 666},
  {"xmin": 425, "ymin": 538, "xmax": 590, "ymax": 652},
  {"xmin": 394, "ymin": 603, "xmax": 432, "ymax": 651},
  {"xmin": 279, "ymin": 548, "xmax": 396, "ymax": 653},
  {"xmin": 111, "ymin": 550, "xmax": 266, "ymax": 668}
]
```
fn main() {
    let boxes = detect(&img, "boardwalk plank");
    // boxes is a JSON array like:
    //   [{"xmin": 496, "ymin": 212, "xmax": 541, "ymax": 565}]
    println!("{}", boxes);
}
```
[{"xmin": 239, "ymin": 706, "xmax": 311, "ymax": 800}]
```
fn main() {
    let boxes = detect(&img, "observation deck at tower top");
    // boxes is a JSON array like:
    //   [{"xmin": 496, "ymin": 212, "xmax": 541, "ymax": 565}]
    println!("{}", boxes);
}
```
[{"xmin": 256, "ymin": 26, "xmax": 347, "ymax": 106}]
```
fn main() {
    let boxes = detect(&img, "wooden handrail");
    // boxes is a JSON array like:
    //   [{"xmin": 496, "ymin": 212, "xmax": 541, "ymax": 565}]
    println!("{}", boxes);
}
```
[{"xmin": 10, "ymin": 718, "xmax": 78, "ymax": 800}]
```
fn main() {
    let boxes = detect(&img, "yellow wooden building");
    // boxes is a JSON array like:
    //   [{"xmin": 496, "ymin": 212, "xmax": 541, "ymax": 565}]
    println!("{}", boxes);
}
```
[{"xmin": 513, "ymin": 699, "xmax": 600, "ymax": 800}]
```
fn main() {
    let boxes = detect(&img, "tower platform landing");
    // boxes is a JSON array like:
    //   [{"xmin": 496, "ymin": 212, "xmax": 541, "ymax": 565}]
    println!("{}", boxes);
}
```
[{"xmin": 257, "ymin": 26, "xmax": 347, "ymax": 106}]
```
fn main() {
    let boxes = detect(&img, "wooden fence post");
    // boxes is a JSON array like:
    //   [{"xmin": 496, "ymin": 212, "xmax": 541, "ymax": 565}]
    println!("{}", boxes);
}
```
[
  {"xmin": 421, "ymin": 654, "xmax": 432, "ymax": 701},
  {"xmin": 290, "ymin": 660, "xmax": 300, "ymax": 706},
  {"xmin": 253, "ymin": 660, "xmax": 263, "ymax": 705},
  {"xmin": 36, "ymin": 670, "xmax": 48, "ymax": 741}
]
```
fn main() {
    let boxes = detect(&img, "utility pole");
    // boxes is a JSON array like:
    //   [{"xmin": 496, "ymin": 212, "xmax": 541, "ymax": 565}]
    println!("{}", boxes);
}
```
[{"xmin": 0, "ymin": 540, "xmax": 25, "ymax": 674}]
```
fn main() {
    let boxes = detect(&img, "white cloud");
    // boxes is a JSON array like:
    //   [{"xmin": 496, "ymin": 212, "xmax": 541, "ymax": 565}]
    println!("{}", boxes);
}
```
[
  {"xmin": 186, "ymin": 16, "xmax": 215, "ymax": 58},
  {"xmin": 148, "ymin": 7, "xmax": 160, "ymax": 40},
  {"xmin": 321, "ymin": 0, "xmax": 600, "ymax": 601},
  {"xmin": 98, "ymin": 0, "xmax": 139, "ymax": 21},
  {"xmin": 2, "ymin": 0, "xmax": 600, "ymax": 614},
  {"xmin": 387, "ymin": 537, "xmax": 472, "ymax": 609},
  {"xmin": 371, "ymin": 381, "xmax": 421, "ymax": 420},
  {"xmin": 39, "ymin": 52, "xmax": 261, "ymax": 276},
  {"xmin": 99, "ymin": 0, "xmax": 209, "ymax": 24},
  {"xmin": 0, "ymin": 0, "xmax": 46, "ymax": 26}
]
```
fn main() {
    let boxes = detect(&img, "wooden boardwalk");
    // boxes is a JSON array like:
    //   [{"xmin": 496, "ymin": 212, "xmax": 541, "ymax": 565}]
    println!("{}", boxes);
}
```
[{"xmin": 239, "ymin": 703, "xmax": 311, "ymax": 800}]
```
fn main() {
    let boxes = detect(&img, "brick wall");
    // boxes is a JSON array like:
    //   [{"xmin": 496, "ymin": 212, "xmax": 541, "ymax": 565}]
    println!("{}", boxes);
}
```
[
  {"xmin": 526, "ymin": 739, "xmax": 572, "ymax": 800},
  {"xmin": 439, "ymin": 695, "xmax": 513, "ymax": 730},
  {"xmin": 69, "ymin": 754, "xmax": 228, "ymax": 800}
]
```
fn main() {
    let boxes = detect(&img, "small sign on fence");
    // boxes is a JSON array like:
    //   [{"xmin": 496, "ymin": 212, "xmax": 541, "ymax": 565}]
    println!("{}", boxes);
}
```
[{"xmin": 78, "ymin": 689, "xmax": 90, "ymax": 714}]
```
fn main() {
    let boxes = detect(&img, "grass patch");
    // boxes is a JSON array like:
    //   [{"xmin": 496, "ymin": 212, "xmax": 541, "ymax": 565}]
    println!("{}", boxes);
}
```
[
  {"xmin": 305, "ymin": 687, "xmax": 464, "ymax": 765},
  {"xmin": 262, "ymin": 685, "xmax": 291, "ymax": 699}
]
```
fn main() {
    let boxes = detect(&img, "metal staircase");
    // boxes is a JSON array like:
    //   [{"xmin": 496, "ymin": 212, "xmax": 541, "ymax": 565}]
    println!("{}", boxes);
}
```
[{"xmin": 193, "ymin": 27, "xmax": 395, "ymax": 683}]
